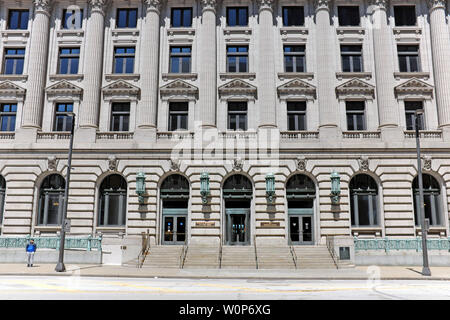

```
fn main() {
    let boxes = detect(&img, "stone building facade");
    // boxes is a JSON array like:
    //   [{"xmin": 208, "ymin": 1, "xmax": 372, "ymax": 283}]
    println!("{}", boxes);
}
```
[{"xmin": 0, "ymin": 0, "xmax": 449, "ymax": 264}]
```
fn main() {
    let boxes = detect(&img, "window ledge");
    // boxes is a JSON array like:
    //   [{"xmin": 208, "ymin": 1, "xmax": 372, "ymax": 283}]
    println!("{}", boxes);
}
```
[
  {"xmin": 219, "ymin": 72, "xmax": 255, "ymax": 81},
  {"xmin": 49, "ymin": 74, "xmax": 84, "ymax": 82},
  {"xmin": 34, "ymin": 226, "xmax": 61, "ymax": 231},
  {"xmin": 352, "ymin": 227, "xmax": 383, "ymax": 237},
  {"xmin": 96, "ymin": 132, "xmax": 134, "ymax": 140},
  {"xmin": 336, "ymin": 26, "xmax": 365, "ymax": 35},
  {"xmin": 223, "ymin": 27, "xmax": 252, "ymax": 35},
  {"xmin": 393, "ymin": 26, "xmax": 422, "ymax": 35},
  {"xmin": 280, "ymin": 26, "xmax": 308, "ymax": 35},
  {"xmin": 415, "ymin": 227, "xmax": 447, "ymax": 237},
  {"xmin": 56, "ymin": 29, "xmax": 84, "ymax": 37},
  {"xmin": 336, "ymin": 72, "xmax": 372, "ymax": 80},
  {"xmin": 96, "ymin": 227, "xmax": 126, "ymax": 233},
  {"xmin": 167, "ymin": 27, "xmax": 195, "ymax": 36},
  {"xmin": 111, "ymin": 28, "xmax": 139, "ymax": 37},
  {"xmin": 105, "ymin": 73, "xmax": 140, "ymax": 82},
  {"xmin": 0, "ymin": 74, "xmax": 28, "ymax": 82},
  {"xmin": 1, "ymin": 29, "xmax": 30, "ymax": 38},
  {"xmin": 394, "ymin": 72, "xmax": 430, "ymax": 80},
  {"xmin": 278, "ymin": 72, "xmax": 314, "ymax": 80},
  {"xmin": 162, "ymin": 73, "xmax": 197, "ymax": 81}
]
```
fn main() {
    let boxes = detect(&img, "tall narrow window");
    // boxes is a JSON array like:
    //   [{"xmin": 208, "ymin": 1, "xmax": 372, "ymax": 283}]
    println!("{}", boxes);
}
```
[
  {"xmin": 54, "ymin": 103, "xmax": 74, "ymax": 132},
  {"xmin": 169, "ymin": 47, "xmax": 191, "ymax": 73},
  {"xmin": 413, "ymin": 174, "xmax": 441, "ymax": 227},
  {"xmin": 227, "ymin": 46, "xmax": 248, "ymax": 73},
  {"xmin": 8, "ymin": 9, "xmax": 29, "ymax": 30},
  {"xmin": 168, "ymin": 102, "xmax": 188, "ymax": 131},
  {"xmin": 341, "ymin": 45, "xmax": 362, "ymax": 72},
  {"xmin": 398, "ymin": 45, "xmax": 420, "ymax": 72},
  {"xmin": 228, "ymin": 102, "xmax": 247, "ymax": 131},
  {"xmin": 58, "ymin": 48, "xmax": 80, "ymax": 74},
  {"xmin": 3, "ymin": 48, "xmax": 25, "ymax": 75},
  {"xmin": 116, "ymin": 8, "xmax": 138, "ymax": 28},
  {"xmin": 98, "ymin": 175, "xmax": 127, "ymax": 227},
  {"xmin": 287, "ymin": 101, "xmax": 306, "ymax": 131},
  {"xmin": 284, "ymin": 45, "xmax": 305, "ymax": 72},
  {"xmin": 0, "ymin": 104, "xmax": 17, "ymax": 132},
  {"xmin": 394, "ymin": 6, "xmax": 416, "ymax": 26},
  {"xmin": 338, "ymin": 6, "xmax": 360, "ymax": 26},
  {"xmin": 0, "ymin": 176, "xmax": 5, "ymax": 225},
  {"xmin": 62, "ymin": 8, "xmax": 83, "ymax": 29},
  {"xmin": 282, "ymin": 6, "xmax": 304, "ymax": 26},
  {"xmin": 227, "ymin": 7, "xmax": 248, "ymax": 26},
  {"xmin": 350, "ymin": 174, "xmax": 379, "ymax": 227},
  {"xmin": 113, "ymin": 47, "xmax": 135, "ymax": 74},
  {"xmin": 405, "ymin": 101, "xmax": 425, "ymax": 130},
  {"xmin": 38, "ymin": 174, "xmax": 65, "ymax": 226},
  {"xmin": 171, "ymin": 7, "xmax": 192, "ymax": 27},
  {"xmin": 110, "ymin": 103, "xmax": 130, "ymax": 132},
  {"xmin": 346, "ymin": 101, "xmax": 366, "ymax": 131}
]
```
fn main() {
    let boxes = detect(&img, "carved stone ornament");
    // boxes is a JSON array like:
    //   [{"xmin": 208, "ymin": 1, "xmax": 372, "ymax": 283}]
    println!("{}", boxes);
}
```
[
  {"xmin": 89, "ymin": 0, "xmax": 109, "ymax": 13},
  {"xmin": 201, "ymin": 0, "xmax": 217, "ymax": 12},
  {"xmin": 423, "ymin": 155, "xmax": 432, "ymax": 171},
  {"xmin": 427, "ymin": 0, "xmax": 446, "ymax": 11},
  {"xmin": 369, "ymin": 0, "xmax": 389, "ymax": 10},
  {"xmin": 296, "ymin": 156, "xmax": 307, "ymax": 171},
  {"xmin": 314, "ymin": 0, "xmax": 332, "ymax": 11},
  {"xmin": 47, "ymin": 156, "xmax": 57, "ymax": 171},
  {"xmin": 359, "ymin": 156, "xmax": 370, "ymax": 171},
  {"xmin": 232, "ymin": 157, "xmax": 243, "ymax": 171},
  {"xmin": 144, "ymin": 0, "xmax": 164, "ymax": 13},
  {"xmin": 169, "ymin": 158, "xmax": 181, "ymax": 171},
  {"xmin": 108, "ymin": 155, "xmax": 118, "ymax": 171},
  {"xmin": 258, "ymin": 0, "xmax": 275, "ymax": 12},
  {"xmin": 33, "ymin": 0, "xmax": 53, "ymax": 14}
]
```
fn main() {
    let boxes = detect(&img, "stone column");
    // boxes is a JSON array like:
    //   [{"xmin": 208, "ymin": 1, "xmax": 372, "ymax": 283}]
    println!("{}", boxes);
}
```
[
  {"xmin": 314, "ymin": 0, "xmax": 339, "ymax": 138},
  {"xmin": 78, "ymin": 0, "xmax": 108, "ymax": 139},
  {"xmin": 21, "ymin": 0, "xmax": 53, "ymax": 129},
  {"xmin": 198, "ymin": 0, "xmax": 218, "ymax": 129},
  {"xmin": 428, "ymin": 0, "xmax": 450, "ymax": 140},
  {"xmin": 258, "ymin": 0, "xmax": 277, "ymax": 128},
  {"xmin": 371, "ymin": 0, "xmax": 402, "ymax": 141},
  {"xmin": 137, "ymin": 0, "xmax": 163, "ymax": 137}
]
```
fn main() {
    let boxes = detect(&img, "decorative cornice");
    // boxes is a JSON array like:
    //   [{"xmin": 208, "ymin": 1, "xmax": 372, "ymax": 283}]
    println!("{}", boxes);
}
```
[
  {"xmin": 0, "ymin": 81, "xmax": 26, "ymax": 97},
  {"xmin": 201, "ymin": 0, "xmax": 218, "ymax": 13},
  {"xmin": 144, "ymin": 0, "xmax": 164, "ymax": 14},
  {"xmin": 46, "ymin": 80, "xmax": 83, "ymax": 97},
  {"xmin": 102, "ymin": 80, "xmax": 141, "ymax": 99},
  {"xmin": 89, "ymin": 0, "xmax": 109, "ymax": 14},
  {"xmin": 314, "ymin": 0, "xmax": 332, "ymax": 12},
  {"xmin": 258, "ymin": 0, "xmax": 274, "ymax": 13},
  {"xmin": 427, "ymin": 0, "xmax": 446, "ymax": 12},
  {"xmin": 33, "ymin": 0, "xmax": 53, "ymax": 15},
  {"xmin": 335, "ymin": 78, "xmax": 375, "ymax": 99},
  {"xmin": 277, "ymin": 78, "xmax": 316, "ymax": 99},
  {"xmin": 218, "ymin": 79, "xmax": 257, "ymax": 98},
  {"xmin": 394, "ymin": 78, "xmax": 434, "ymax": 97},
  {"xmin": 160, "ymin": 79, "xmax": 198, "ymax": 98}
]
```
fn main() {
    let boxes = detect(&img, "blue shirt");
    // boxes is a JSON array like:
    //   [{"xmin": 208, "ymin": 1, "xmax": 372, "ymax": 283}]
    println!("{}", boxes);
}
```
[{"xmin": 26, "ymin": 243, "xmax": 36, "ymax": 253}]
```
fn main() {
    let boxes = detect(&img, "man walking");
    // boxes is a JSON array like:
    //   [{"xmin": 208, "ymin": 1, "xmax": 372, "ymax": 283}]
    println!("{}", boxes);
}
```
[{"xmin": 26, "ymin": 239, "xmax": 36, "ymax": 267}]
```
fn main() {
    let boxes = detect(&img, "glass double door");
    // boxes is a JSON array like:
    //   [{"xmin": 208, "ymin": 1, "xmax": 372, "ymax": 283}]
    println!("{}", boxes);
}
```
[
  {"xmin": 162, "ymin": 207, "xmax": 187, "ymax": 245},
  {"xmin": 226, "ymin": 208, "xmax": 250, "ymax": 245},
  {"xmin": 289, "ymin": 215, "xmax": 313, "ymax": 245}
]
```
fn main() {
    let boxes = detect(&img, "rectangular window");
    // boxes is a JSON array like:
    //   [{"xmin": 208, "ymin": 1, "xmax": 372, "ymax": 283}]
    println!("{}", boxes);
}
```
[
  {"xmin": 8, "ymin": 9, "xmax": 29, "ymax": 30},
  {"xmin": 338, "ymin": 6, "xmax": 360, "ymax": 26},
  {"xmin": 341, "ymin": 45, "xmax": 362, "ymax": 72},
  {"xmin": 282, "ymin": 6, "xmax": 304, "ymax": 26},
  {"xmin": 227, "ymin": 7, "xmax": 248, "ymax": 26},
  {"xmin": 54, "ymin": 103, "xmax": 74, "ymax": 132},
  {"xmin": 3, "ymin": 48, "xmax": 25, "ymax": 75},
  {"xmin": 405, "ymin": 101, "xmax": 425, "ymax": 130},
  {"xmin": 169, "ymin": 47, "xmax": 191, "ymax": 73},
  {"xmin": 62, "ymin": 8, "xmax": 83, "ymax": 29},
  {"xmin": 113, "ymin": 47, "xmax": 135, "ymax": 74},
  {"xmin": 398, "ymin": 45, "xmax": 420, "ymax": 72},
  {"xmin": 168, "ymin": 102, "xmax": 188, "ymax": 131},
  {"xmin": 284, "ymin": 45, "xmax": 305, "ymax": 72},
  {"xmin": 346, "ymin": 101, "xmax": 366, "ymax": 131},
  {"xmin": 394, "ymin": 6, "xmax": 416, "ymax": 26},
  {"xmin": 58, "ymin": 48, "xmax": 80, "ymax": 74},
  {"xmin": 227, "ymin": 46, "xmax": 248, "ymax": 73},
  {"xmin": 0, "ymin": 103, "xmax": 17, "ymax": 132},
  {"xmin": 228, "ymin": 102, "xmax": 247, "ymax": 131},
  {"xmin": 171, "ymin": 7, "xmax": 192, "ymax": 27},
  {"xmin": 116, "ymin": 8, "xmax": 138, "ymax": 28},
  {"xmin": 110, "ymin": 103, "xmax": 130, "ymax": 131},
  {"xmin": 287, "ymin": 101, "xmax": 306, "ymax": 131}
]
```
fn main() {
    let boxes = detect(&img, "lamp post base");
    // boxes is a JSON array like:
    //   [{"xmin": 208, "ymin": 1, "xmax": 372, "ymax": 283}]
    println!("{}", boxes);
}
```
[
  {"xmin": 422, "ymin": 266, "xmax": 431, "ymax": 276},
  {"xmin": 55, "ymin": 262, "xmax": 66, "ymax": 272}
]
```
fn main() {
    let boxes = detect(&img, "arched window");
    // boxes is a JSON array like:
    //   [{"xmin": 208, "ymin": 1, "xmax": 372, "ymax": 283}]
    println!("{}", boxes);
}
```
[
  {"xmin": 0, "ymin": 176, "xmax": 5, "ymax": 224},
  {"xmin": 350, "ymin": 174, "xmax": 378, "ymax": 227},
  {"xmin": 98, "ymin": 174, "xmax": 127, "ymax": 227},
  {"xmin": 413, "ymin": 174, "xmax": 441, "ymax": 227},
  {"xmin": 223, "ymin": 174, "xmax": 252, "ymax": 199},
  {"xmin": 38, "ymin": 174, "xmax": 65, "ymax": 226}
]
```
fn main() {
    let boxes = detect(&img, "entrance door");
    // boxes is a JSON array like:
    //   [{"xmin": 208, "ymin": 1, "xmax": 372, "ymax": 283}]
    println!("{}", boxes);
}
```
[
  {"xmin": 226, "ymin": 209, "xmax": 249, "ymax": 245},
  {"xmin": 162, "ymin": 208, "xmax": 187, "ymax": 245},
  {"xmin": 289, "ymin": 215, "xmax": 313, "ymax": 245}
]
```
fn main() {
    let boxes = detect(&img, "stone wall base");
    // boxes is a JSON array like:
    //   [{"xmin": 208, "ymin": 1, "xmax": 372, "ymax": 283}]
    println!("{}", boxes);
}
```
[
  {"xmin": 356, "ymin": 251, "xmax": 450, "ymax": 266},
  {"xmin": 0, "ymin": 248, "xmax": 102, "ymax": 264}
]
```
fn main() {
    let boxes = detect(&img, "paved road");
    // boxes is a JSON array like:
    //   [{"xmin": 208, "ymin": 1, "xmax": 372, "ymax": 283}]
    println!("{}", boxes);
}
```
[{"xmin": 1, "ymin": 276, "xmax": 450, "ymax": 300}]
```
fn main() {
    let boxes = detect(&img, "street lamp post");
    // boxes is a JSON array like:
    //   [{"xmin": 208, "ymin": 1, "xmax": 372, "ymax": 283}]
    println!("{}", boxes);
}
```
[
  {"xmin": 55, "ymin": 113, "xmax": 75, "ymax": 272},
  {"xmin": 414, "ymin": 109, "xmax": 431, "ymax": 276}
]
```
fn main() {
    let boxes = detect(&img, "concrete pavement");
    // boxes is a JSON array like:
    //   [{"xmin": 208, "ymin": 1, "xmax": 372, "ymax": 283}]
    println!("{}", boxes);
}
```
[{"xmin": 0, "ymin": 263, "xmax": 450, "ymax": 280}]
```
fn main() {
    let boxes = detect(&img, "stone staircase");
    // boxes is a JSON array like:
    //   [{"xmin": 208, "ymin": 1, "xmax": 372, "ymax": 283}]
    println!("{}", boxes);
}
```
[
  {"xmin": 220, "ymin": 246, "xmax": 257, "ymax": 269},
  {"xmin": 292, "ymin": 245, "xmax": 337, "ymax": 269},
  {"xmin": 256, "ymin": 246, "xmax": 296, "ymax": 269},
  {"xmin": 182, "ymin": 245, "xmax": 220, "ymax": 269},
  {"xmin": 140, "ymin": 245, "xmax": 184, "ymax": 268}
]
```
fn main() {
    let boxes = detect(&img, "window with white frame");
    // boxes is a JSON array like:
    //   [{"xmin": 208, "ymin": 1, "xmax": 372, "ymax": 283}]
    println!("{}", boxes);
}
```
[
  {"xmin": 58, "ymin": 48, "xmax": 80, "ymax": 74},
  {"xmin": 113, "ymin": 47, "xmax": 135, "ymax": 74},
  {"xmin": 8, "ymin": 9, "xmax": 29, "ymax": 30},
  {"xmin": 413, "ymin": 174, "xmax": 442, "ymax": 227},
  {"xmin": 0, "ymin": 103, "xmax": 17, "ymax": 132},
  {"xmin": 171, "ymin": 7, "xmax": 192, "ymax": 27},
  {"xmin": 350, "ymin": 174, "xmax": 379, "ymax": 227},
  {"xmin": 227, "ymin": 46, "xmax": 248, "ymax": 73},
  {"xmin": 110, "ymin": 102, "xmax": 130, "ymax": 132},
  {"xmin": 287, "ymin": 101, "xmax": 306, "ymax": 131},
  {"xmin": 341, "ymin": 45, "xmax": 363, "ymax": 72},
  {"xmin": 338, "ymin": 6, "xmax": 360, "ymax": 26},
  {"xmin": 3, "ymin": 48, "xmax": 25, "ymax": 75},
  {"xmin": 346, "ymin": 101, "xmax": 366, "ymax": 130},
  {"xmin": 282, "ymin": 6, "xmax": 304, "ymax": 26},
  {"xmin": 228, "ymin": 102, "xmax": 247, "ymax": 131},
  {"xmin": 405, "ymin": 101, "xmax": 425, "ymax": 131},
  {"xmin": 54, "ymin": 103, "xmax": 74, "ymax": 132},
  {"xmin": 168, "ymin": 102, "xmax": 188, "ymax": 131},
  {"xmin": 169, "ymin": 47, "xmax": 191, "ymax": 73},
  {"xmin": 398, "ymin": 45, "xmax": 420, "ymax": 72},
  {"xmin": 116, "ymin": 8, "xmax": 138, "ymax": 28},
  {"xmin": 284, "ymin": 45, "xmax": 305, "ymax": 73},
  {"xmin": 394, "ymin": 5, "xmax": 416, "ymax": 26}
]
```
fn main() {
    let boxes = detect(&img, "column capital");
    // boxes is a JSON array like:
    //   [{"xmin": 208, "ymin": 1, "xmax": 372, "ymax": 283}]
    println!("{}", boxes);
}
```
[
  {"xmin": 89, "ymin": 0, "xmax": 109, "ymax": 15},
  {"xmin": 201, "ymin": 0, "xmax": 218, "ymax": 14},
  {"xmin": 257, "ymin": 0, "xmax": 274, "ymax": 13},
  {"xmin": 314, "ymin": 0, "xmax": 332, "ymax": 12},
  {"xmin": 369, "ymin": 0, "xmax": 389, "ymax": 11},
  {"xmin": 33, "ymin": 0, "xmax": 53, "ymax": 15},
  {"xmin": 427, "ymin": 0, "xmax": 447, "ymax": 12},
  {"xmin": 144, "ymin": 0, "xmax": 165, "ymax": 14}
]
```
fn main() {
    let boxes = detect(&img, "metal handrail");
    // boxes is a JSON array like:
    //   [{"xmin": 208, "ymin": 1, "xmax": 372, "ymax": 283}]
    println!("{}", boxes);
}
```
[
  {"xmin": 180, "ymin": 239, "xmax": 188, "ymax": 269},
  {"xmin": 326, "ymin": 235, "xmax": 339, "ymax": 269},
  {"xmin": 137, "ymin": 230, "xmax": 150, "ymax": 268},
  {"xmin": 219, "ymin": 234, "xmax": 223, "ymax": 269},
  {"xmin": 253, "ymin": 234, "xmax": 258, "ymax": 269},
  {"xmin": 289, "ymin": 245, "xmax": 298, "ymax": 269}
]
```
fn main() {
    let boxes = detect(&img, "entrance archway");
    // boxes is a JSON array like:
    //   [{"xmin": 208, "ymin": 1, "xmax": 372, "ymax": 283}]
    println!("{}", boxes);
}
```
[
  {"xmin": 286, "ymin": 174, "xmax": 316, "ymax": 245},
  {"xmin": 223, "ymin": 174, "xmax": 253, "ymax": 245}
]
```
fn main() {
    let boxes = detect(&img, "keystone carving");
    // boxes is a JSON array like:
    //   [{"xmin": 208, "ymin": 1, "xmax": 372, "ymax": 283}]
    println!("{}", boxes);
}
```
[
  {"xmin": 232, "ymin": 157, "xmax": 243, "ymax": 171},
  {"xmin": 47, "ymin": 156, "xmax": 57, "ymax": 171},
  {"xmin": 296, "ymin": 156, "xmax": 307, "ymax": 171},
  {"xmin": 169, "ymin": 158, "xmax": 180, "ymax": 171},
  {"xmin": 423, "ymin": 155, "xmax": 432, "ymax": 171},
  {"xmin": 359, "ymin": 156, "xmax": 370, "ymax": 171},
  {"xmin": 108, "ymin": 155, "xmax": 118, "ymax": 171}
]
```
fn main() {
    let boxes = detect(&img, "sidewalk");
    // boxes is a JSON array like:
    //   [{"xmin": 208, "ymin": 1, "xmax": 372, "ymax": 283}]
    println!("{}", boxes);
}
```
[{"xmin": 0, "ymin": 263, "xmax": 449, "ymax": 280}]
